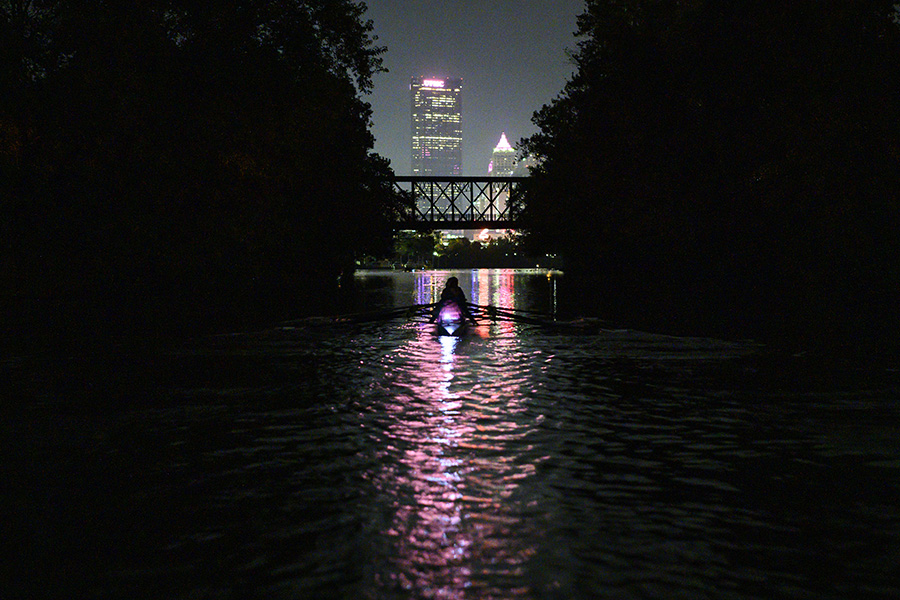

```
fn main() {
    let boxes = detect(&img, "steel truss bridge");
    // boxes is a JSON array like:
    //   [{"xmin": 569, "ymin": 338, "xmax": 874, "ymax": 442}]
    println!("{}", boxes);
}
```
[{"xmin": 391, "ymin": 176, "xmax": 526, "ymax": 230}]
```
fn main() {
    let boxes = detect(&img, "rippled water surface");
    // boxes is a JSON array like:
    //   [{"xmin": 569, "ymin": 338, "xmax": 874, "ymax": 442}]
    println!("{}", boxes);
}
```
[{"xmin": 7, "ymin": 269, "xmax": 900, "ymax": 599}]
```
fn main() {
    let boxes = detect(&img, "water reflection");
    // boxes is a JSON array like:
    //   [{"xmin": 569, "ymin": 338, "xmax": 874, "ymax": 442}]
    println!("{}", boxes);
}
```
[
  {"xmin": 439, "ymin": 334, "xmax": 461, "ymax": 362},
  {"xmin": 13, "ymin": 269, "xmax": 899, "ymax": 599},
  {"xmin": 366, "ymin": 270, "xmax": 541, "ymax": 599}
]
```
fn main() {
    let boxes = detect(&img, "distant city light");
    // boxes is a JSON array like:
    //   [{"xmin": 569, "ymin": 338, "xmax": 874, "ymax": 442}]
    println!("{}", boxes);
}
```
[{"xmin": 411, "ymin": 76, "xmax": 462, "ymax": 176}]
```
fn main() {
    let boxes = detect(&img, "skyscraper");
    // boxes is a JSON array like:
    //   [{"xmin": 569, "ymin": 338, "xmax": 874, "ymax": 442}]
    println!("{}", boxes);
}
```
[
  {"xmin": 410, "ymin": 77, "xmax": 463, "ymax": 176},
  {"xmin": 488, "ymin": 132, "xmax": 516, "ymax": 176},
  {"xmin": 482, "ymin": 132, "xmax": 517, "ymax": 221}
]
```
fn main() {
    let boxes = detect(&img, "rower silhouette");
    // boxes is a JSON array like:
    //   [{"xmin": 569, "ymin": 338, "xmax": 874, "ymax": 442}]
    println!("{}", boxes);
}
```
[{"xmin": 431, "ymin": 277, "xmax": 476, "ymax": 324}]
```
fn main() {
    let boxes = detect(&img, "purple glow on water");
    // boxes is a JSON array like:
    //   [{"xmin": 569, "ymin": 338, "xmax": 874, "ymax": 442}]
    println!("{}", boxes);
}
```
[{"xmin": 367, "ymin": 270, "xmax": 540, "ymax": 598}]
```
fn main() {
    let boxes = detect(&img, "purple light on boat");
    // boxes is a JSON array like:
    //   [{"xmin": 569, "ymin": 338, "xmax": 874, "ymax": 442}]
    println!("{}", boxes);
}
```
[{"xmin": 439, "ymin": 303, "xmax": 463, "ymax": 324}]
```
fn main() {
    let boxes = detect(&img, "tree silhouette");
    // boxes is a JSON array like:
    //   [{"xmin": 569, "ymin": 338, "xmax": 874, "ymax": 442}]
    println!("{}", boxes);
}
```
[
  {"xmin": 1, "ymin": 1, "xmax": 403, "ymax": 345},
  {"xmin": 520, "ymin": 0, "xmax": 900, "ymax": 354}
]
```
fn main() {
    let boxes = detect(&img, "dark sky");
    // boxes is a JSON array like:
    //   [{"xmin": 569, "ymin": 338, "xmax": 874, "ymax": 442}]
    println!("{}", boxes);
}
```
[{"xmin": 364, "ymin": 1, "xmax": 585, "ymax": 175}]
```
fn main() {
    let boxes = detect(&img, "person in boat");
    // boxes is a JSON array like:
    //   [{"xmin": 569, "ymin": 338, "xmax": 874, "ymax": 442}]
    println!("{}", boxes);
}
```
[{"xmin": 431, "ymin": 276, "xmax": 476, "ymax": 323}]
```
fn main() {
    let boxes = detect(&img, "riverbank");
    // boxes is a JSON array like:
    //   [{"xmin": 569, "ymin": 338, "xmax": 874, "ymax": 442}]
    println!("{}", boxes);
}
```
[
  {"xmin": 4, "ymin": 263, "xmax": 895, "ymax": 398},
  {"xmin": 558, "ymin": 265, "xmax": 899, "ymax": 371},
  {"xmin": 1, "ymin": 273, "xmax": 358, "ymax": 365}
]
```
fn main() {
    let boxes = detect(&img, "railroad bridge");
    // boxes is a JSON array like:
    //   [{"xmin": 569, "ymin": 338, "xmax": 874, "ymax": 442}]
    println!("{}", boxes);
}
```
[{"xmin": 391, "ymin": 176, "xmax": 526, "ymax": 230}]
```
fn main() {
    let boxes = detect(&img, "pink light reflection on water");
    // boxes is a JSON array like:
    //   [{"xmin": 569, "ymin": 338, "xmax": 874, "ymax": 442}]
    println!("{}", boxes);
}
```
[
  {"xmin": 368, "ymin": 270, "xmax": 539, "ymax": 599},
  {"xmin": 473, "ymin": 269, "xmax": 517, "ymax": 340}
]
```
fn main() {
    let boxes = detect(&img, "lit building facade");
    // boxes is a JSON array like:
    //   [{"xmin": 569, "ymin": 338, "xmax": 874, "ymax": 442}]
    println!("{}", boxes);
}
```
[
  {"xmin": 488, "ymin": 132, "xmax": 516, "ymax": 176},
  {"xmin": 410, "ymin": 77, "xmax": 463, "ymax": 176},
  {"xmin": 480, "ymin": 132, "xmax": 517, "ymax": 226}
]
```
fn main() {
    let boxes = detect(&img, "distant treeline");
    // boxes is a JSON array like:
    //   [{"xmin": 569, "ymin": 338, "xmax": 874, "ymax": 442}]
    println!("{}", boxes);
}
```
[
  {"xmin": 519, "ymin": 1, "xmax": 900, "ymax": 357},
  {"xmin": 435, "ymin": 236, "xmax": 547, "ymax": 270},
  {"xmin": 391, "ymin": 232, "xmax": 549, "ymax": 270},
  {"xmin": 1, "ymin": 1, "xmax": 404, "ymax": 348}
]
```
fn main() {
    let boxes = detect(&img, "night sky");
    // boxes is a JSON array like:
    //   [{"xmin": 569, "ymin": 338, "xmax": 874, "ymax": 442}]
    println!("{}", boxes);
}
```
[{"xmin": 364, "ymin": 0, "xmax": 585, "ymax": 175}]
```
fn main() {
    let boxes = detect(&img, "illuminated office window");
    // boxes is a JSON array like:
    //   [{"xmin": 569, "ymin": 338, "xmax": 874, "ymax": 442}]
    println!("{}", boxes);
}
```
[{"xmin": 410, "ymin": 76, "xmax": 463, "ymax": 176}]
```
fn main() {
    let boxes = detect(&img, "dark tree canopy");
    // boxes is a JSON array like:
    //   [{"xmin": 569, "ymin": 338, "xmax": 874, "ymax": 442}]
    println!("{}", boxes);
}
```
[
  {"xmin": 1, "ymin": 1, "xmax": 403, "ymax": 345},
  {"xmin": 520, "ymin": 0, "xmax": 900, "ymax": 355}
]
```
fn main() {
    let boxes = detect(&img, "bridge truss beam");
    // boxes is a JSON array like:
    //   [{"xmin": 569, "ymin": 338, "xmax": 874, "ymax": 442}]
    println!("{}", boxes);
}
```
[{"xmin": 392, "ymin": 176, "xmax": 525, "ymax": 231}]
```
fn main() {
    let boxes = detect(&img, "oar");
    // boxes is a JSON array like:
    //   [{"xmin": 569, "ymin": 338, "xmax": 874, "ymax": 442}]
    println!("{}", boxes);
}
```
[
  {"xmin": 467, "ymin": 303, "xmax": 603, "ymax": 331},
  {"xmin": 332, "ymin": 303, "xmax": 437, "ymax": 323},
  {"xmin": 469, "ymin": 304, "xmax": 552, "ymax": 322},
  {"xmin": 461, "ymin": 304, "xmax": 545, "ymax": 326},
  {"xmin": 469, "ymin": 303, "xmax": 555, "ymax": 318}
]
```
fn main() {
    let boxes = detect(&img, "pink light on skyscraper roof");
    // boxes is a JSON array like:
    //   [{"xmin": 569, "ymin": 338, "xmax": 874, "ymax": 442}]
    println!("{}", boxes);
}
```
[
  {"xmin": 494, "ymin": 132, "xmax": 514, "ymax": 152},
  {"xmin": 422, "ymin": 79, "xmax": 445, "ymax": 88}
]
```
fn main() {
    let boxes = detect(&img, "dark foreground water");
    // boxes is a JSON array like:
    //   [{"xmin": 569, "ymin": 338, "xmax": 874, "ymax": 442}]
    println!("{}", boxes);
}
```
[{"xmin": 5, "ymin": 269, "xmax": 900, "ymax": 599}]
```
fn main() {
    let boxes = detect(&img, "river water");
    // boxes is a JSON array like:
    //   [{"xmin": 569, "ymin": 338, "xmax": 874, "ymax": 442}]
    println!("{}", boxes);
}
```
[{"xmin": 6, "ymin": 269, "xmax": 900, "ymax": 599}]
